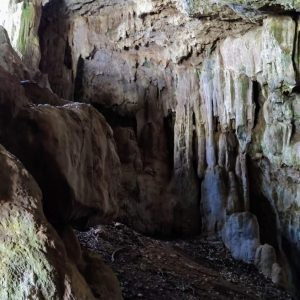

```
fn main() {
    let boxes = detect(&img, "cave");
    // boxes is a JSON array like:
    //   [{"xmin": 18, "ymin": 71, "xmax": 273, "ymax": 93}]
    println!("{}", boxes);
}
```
[{"xmin": 0, "ymin": 0, "xmax": 299, "ymax": 299}]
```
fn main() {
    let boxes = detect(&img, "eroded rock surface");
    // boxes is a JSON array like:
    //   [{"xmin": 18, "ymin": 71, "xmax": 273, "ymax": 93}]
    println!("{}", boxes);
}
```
[
  {"xmin": 0, "ymin": 0, "xmax": 300, "ymax": 298},
  {"xmin": 0, "ymin": 28, "xmax": 123, "ymax": 299},
  {"xmin": 223, "ymin": 212, "xmax": 260, "ymax": 264},
  {"xmin": 33, "ymin": 0, "xmax": 300, "ymax": 294},
  {"xmin": 1, "ymin": 103, "xmax": 121, "ymax": 229},
  {"xmin": 0, "ymin": 144, "xmax": 96, "ymax": 299},
  {"xmin": 0, "ymin": 49, "xmax": 121, "ymax": 232}
]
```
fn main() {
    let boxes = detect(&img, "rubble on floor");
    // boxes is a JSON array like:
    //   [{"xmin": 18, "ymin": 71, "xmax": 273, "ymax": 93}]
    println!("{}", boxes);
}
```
[{"xmin": 76, "ymin": 223, "xmax": 293, "ymax": 300}]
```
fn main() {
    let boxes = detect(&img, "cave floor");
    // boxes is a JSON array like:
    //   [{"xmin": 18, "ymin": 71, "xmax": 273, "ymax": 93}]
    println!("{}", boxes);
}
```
[{"xmin": 76, "ymin": 224, "xmax": 293, "ymax": 300}]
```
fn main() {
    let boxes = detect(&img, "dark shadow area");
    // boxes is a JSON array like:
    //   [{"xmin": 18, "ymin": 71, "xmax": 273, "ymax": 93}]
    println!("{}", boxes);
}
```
[
  {"xmin": 282, "ymin": 237, "xmax": 300, "ymax": 299},
  {"xmin": 38, "ymin": 0, "xmax": 73, "ymax": 99},
  {"xmin": 252, "ymin": 81, "xmax": 261, "ymax": 128},
  {"xmin": 64, "ymin": 40, "xmax": 73, "ymax": 70},
  {"xmin": 38, "ymin": 0, "xmax": 62, "ymax": 73},
  {"xmin": 93, "ymin": 102, "xmax": 137, "ymax": 131},
  {"xmin": 164, "ymin": 110, "xmax": 175, "ymax": 170},
  {"xmin": 0, "ymin": 114, "xmax": 97, "ymax": 231},
  {"xmin": 248, "ymin": 160, "xmax": 279, "ymax": 250},
  {"xmin": 192, "ymin": 111, "xmax": 199, "ymax": 176},
  {"xmin": 293, "ymin": 19, "xmax": 300, "ymax": 85},
  {"xmin": 0, "ymin": 155, "xmax": 13, "ymax": 200},
  {"xmin": 74, "ymin": 56, "xmax": 85, "ymax": 101},
  {"xmin": 248, "ymin": 160, "xmax": 300, "ymax": 298}
]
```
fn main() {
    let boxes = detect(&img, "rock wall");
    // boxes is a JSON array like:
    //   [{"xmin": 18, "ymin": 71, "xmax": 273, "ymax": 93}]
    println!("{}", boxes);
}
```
[
  {"xmin": 197, "ymin": 14, "xmax": 300, "ymax": 290},
  {"xmin": 36, "ymin": 1, "xmax": 300, "ymax": 292},
  {"xmin": 0, "ymin": 25, "xmax": 123, "ymax": 299},
  {"xmin": 0, "ymin": 144, "xmax": 96, "ymax": 299},
  {"xmin": 37, "ymin": 0, "xmax": 254, "ymax": 235},
  {"xmin": 1, "ymin": 0, "xmax": 300, "ymax": 297},
  {"xmin": 0, "ymin": 0, "xmax": 42, "ymax": 70}
]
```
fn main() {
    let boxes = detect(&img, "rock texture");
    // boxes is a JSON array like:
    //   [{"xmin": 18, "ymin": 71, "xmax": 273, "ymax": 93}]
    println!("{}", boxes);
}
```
[
  {"xmin": 1, "ymin": 103, "xmax": 121, "ymax": 229},
  {"xmin": 0, "ymin": 26, "xmax": 29, "ymax": 79},
  {"xmin": 0, "ymin": 144, "xmax": 95, "ymax": 299},
  {"xmin": 197, "ymin": 12, "xmax": 300, "ymax": 292},
  {"xmin": 0, "ymin": 30, "xmax": 122, "ymax": 230},
  {"xmin": 0, "ymin": 26, "xmax": 123, "ymax": 299},
  {"xmin": 37, "ymin": 0, "xmax": 255, "ymax": 235},
  {"xmin": 0, "ymin": 0, "xmax": 42, "ymax": 70},
  {"xmin": 33, "ymin": 0, "xmax": 300, "ymax": 294},
  {"xmin": 1, "ymin": 0, "xmax": 300, "ymax": 298},
  {"xmin": 183, "ymin": 0, "xmax": 300, "ymax": 19},
  {"xmin": 223, "ymin": 212, "xmax": 260, "ymax": 264}
]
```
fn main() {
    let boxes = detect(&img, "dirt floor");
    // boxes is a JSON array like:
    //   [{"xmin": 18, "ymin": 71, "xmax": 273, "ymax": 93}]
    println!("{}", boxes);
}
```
[{"xmin": 76, "ymin": 223, "xmax": 294, "ymax": 300}]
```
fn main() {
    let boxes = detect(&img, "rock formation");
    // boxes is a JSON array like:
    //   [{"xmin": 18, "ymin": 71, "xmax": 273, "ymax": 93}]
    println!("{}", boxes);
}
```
[
  {"xmin": 0, "ymin": 0, "xmax": 300, "ymax": 298},
  {"xmin": 0, "ymin": 144, "xmax": 95, "ymax": 299},
  {"xmin": 0, "ymin": 24, "xmax": 122, "ymax": 299}
]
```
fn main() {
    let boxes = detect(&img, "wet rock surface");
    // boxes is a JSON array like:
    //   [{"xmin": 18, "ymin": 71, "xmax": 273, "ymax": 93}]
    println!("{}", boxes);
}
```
[{"xmin": 76, "ymin": 223, "xmax": 293, "ymax": 300}]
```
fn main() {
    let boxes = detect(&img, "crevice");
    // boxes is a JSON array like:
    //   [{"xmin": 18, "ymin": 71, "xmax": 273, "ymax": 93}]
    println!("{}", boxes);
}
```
[
  {"xmin": 92, "ymin": 102, "xmax": 137, "ymax": 131},
  {"xmin": 74, "ymin": 56, "xmax": 85, "ymax": 101},
  {"xmin": 282, "ymin": 237, "xmax": 300, "ymax": 298},
  {"xmin": 252, "ymin": 80, "xmax": 261, "ymax": 129},
  {"xmin": 248, "ymin": 160, "xmax": 279, "ymax": 250},
  {"xmin": 64, "ymin": 40, "xmax": 73, "ymax": 70},
  {"xmin": 192, "ymin": 111, "xmax": 198, "ymax": 176},
  {"xmin": 292, "ymin": 14, "xmax": 300, "ymax": 85},
  {"xmin": 164, "ymin": 110, "xmax": 175, "ymax": 170}
]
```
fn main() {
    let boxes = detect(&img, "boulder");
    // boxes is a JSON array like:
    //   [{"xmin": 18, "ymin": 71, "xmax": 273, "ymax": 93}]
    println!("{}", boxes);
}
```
[
  {"xmin": 223, "ymin": 212, "xmax": 260, "ymax": 263},
  {"xmin": 255, "ymin": 244, "xmax": 277, "ymax": 278},
  {"xmin": 272, "ymin": 262, "xmax": 288, "ymax": 288},
  {"xmin": 82, "ymin": 251, "xmax": 123, "ymax": 300},
  {"xmin": 0, "ymin": 144, "xmax": 95, "ymax": 299},
  {"xmin": 1, "ymin": 103, "xmax": 121, "ymax": 229},
  {"xmin": 201, "ymin": 167, "xmax": 227, "ymax": 234}
]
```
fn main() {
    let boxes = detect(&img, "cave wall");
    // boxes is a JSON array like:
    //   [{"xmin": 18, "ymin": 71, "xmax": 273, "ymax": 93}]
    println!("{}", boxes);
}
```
[
  {"xmin": 0, "ymin": 0, "xmax": 42, "ymax": 70},
  {"xmin": 37, "ymin": 0, "xmax": 300, "ymax": 290},
  {"xmin": 1, "ymin": 0, "xmax": 300, "ymax": 296},
  {"xmin": 37, "ymin": 0, "xmax": 255, "ymax": 236},
  {"xmin": 0, "ymin": 28, "xmax": 124, "ymax": 297}
]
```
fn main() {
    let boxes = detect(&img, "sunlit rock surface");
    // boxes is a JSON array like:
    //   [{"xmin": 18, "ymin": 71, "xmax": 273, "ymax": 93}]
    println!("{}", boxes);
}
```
[
  {"xmin": 0, "ymin": 145, "xmax": 96, "ymax": 299},
  {"xmin": 0, "ymin": 0, "xmax": 42, "ymax": 70}
]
